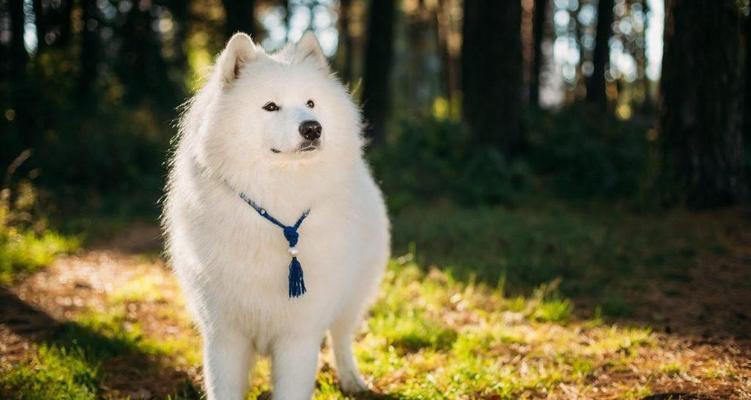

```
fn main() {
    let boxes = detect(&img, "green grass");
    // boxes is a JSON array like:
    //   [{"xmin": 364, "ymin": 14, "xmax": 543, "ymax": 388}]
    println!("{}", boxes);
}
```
[
  {"xmin": 0, "ymin": 184, "xmax": 80, "ymax": 285},
  {"xmin": 0, "ymin": 307, "xmax": 201, "ymax": 399},
  {"xmin": 0, "ymin": 345, "xmax": 98, "ymax": 400},
  {"xmin": 1, "ymin": 202, "xmax": 746, "ymax": 399},
  {"xmin": 392, "ymin": 203, "xmax": 734, "ymax": 307},
  {"xmin": 0, "ymin": 228, "xmax": 78, "ymax": 285}
]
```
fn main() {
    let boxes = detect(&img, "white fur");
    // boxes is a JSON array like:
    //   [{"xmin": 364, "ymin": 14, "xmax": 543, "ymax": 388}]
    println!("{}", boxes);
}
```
[{"xmin": 162, "ymin": 32, "xmax": 390, "ymax": 400}]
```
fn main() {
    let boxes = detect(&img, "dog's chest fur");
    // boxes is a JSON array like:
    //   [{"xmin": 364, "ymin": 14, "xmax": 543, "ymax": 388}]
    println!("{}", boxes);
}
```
[{"xmin": 166, "ymin": 157, "xmax": 388, "ymax": 355}]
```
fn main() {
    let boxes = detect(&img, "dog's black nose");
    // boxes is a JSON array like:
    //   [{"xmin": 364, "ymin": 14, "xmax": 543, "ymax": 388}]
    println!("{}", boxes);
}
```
[{"xmin": 299, "ymin": 120, "xmax": 322, "ymax": 140}]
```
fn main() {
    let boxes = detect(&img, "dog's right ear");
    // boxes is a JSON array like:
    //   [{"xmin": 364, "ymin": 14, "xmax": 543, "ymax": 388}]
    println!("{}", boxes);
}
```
[{"xmin": 217, "ymin": 33, "xmax": 258, "ymax": 85}]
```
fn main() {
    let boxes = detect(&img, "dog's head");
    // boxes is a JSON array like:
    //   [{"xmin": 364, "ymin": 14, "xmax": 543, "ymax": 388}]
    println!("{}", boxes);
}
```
[{"xmin": 192, "ymin": 32, "xmax": 363, "ymax": 182}]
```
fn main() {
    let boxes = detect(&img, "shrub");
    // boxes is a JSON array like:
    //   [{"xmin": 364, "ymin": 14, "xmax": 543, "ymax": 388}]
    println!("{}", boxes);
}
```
[
  {"xmin": 370, "ymin": 117, "xmax": 532, "ymax": 210},
  {"xmin": 525, "ymin": 105, "xmax": 650, "ymax": 199},
  {"xmin": 370, "ymin": 106, "xmax": 651, "ymax": 209}
]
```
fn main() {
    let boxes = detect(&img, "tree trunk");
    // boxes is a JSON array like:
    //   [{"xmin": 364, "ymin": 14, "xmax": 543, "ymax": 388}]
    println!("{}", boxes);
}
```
[
  {"xmin": 638, "ymin": 0, "xmax": 651, "ymax": 109},
  {"xmin": 746, "ymin": 12, "xmax": 751, "ymax": 145},
  {"xmin": 78, "ymin": 0, "xmax": 99, "ymax": 97},
  {"xmin": 58, "ymin": 0, "xmax": 73, "ymax": 46},
  {"xmin": 659, "ymin": 0, "xmax": 745, "ymax": 208},
  {"xmin": 33, "ymin": 0, "xmax": 46, "ymax": 49},
  {"xmin": 336, "ymin": 0, "xmax": 353, "ymax": 83},
  {"xmin": 117, "ymin": 1, "xmax": 176, "ymax": 107},
  {"xmin": 405, "ymin": 0, "xmax": 431, "ymax": 116},
  {"xmin": 435, "ymin": 0, "xmax": 458, "ymax": 108},
  {"xmin": 586, "ymin": 0, "xmax": 614, "ymax": 109},
  {"xmin": 168, "ymin": 0, "xmax": 190, "ymax": 76},
  {"xmin": 32, "ymin": 0, "xmax": 74, "ymax": 49},
  {"xmin": 530, "ymin": 0, "xmax": 548, "ymax": 107},
  {"xmin": 461, "ymin": 0, "xmax": 523, "ymax": 157},
  {"xmin": 221, "ymin": 0, "xmax": 256, "ymax": 40},
  {"xmin": 361, "ymin": 0, "xmax": 395, "ymax": 145},
  {"xmin": 8, "ymin": 0, "xmax": 27, "ymax": 79}
]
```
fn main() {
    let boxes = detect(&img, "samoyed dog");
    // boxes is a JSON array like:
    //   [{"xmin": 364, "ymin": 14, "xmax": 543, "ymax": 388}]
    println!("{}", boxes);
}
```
[{"xmin": 162, "ymin": 32, "xmax": 390, "ymax": 400}]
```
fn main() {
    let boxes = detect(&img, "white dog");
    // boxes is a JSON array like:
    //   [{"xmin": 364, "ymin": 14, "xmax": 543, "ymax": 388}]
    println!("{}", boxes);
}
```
[{"xmin": 162, "ymin": 32, "xmax": 390, "ymax": 400}]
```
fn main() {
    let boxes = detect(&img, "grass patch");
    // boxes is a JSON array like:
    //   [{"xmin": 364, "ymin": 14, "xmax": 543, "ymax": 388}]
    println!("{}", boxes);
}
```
[
  {"xmin": 2, "ymin": 202, "xmax": 747, "ymax": 398},
  {"xmin": 660, "ymin": 362, "xmax": 685, "ymax": 377},
  {"xmin": 110, "ymin": 274, "xmax": 167, "ymax": 304},
  {"xmin": 391, "ymin": 202, "xmax": 737, "ymax": 304},
  {"xmin": 0, "ymin": 183, "xmax": 79, "ymax": 285},
  {"xmin": 0, "ymin": 345, "xmax": 98, "ymax": 400},
  {"xmin": 0, "ymin": 229, "xmax": 78, "ymax": 285}
]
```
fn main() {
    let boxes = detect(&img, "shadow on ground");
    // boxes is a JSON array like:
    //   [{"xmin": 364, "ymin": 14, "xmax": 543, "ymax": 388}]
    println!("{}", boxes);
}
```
[
  {"xmin": 0, "ymin": 287, "xmax": 201, "ymax": 399},
  {"xmin": 392, "ymin": 205, "xmax": 751, "ymax": 341}
]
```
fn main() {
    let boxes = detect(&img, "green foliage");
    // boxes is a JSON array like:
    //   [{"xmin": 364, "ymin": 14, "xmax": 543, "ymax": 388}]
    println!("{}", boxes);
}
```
[
  {"xmin": 0, "ymin": 182, "xmax": 78, "ymax": 285},
  {"xmin": 0, "ymin": 346, "xmax": 99, "ymax": 400},
  {"xmin": 370, "ymin": 312, "xmax": 458, "ymax": 353},
  {"xmin": 391, "ymin": 203, "xmax": 729, "ymax": 300},
  {"xmin": 529, "ymin": 279, "xmax": 573, "ymax": 322},
  {"xmin": 371, "ymin": 106, "xmax": 651, "ymax": 211},
  {"xmin": 0, "ymin": 51, "xmax": 172, "ymax": 200},
  {"xmin": 0, "ymin": 306, "xmax": 196, "ymax": 399},
  {"xmin": 525, "ymin": 106, "xmax": 650, "ymax": 199},
  {"xmin": 371, "ymin": 117, "xmax": 532, "ymax": 209},
  {"xmin": 599, "ymin": 294, "xmax": 634, "ymax": 317},
  {"xmin": 0, "ymin": 229, "xmax": 75, "ymax": 285}
]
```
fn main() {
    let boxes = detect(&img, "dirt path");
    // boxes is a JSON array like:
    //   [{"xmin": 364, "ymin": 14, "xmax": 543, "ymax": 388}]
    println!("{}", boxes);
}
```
[
  {"xmin": 0, "ymin": 247, "xmax": 202, "ymax": 399},
  {"xmin": 1, "ymin": 222, "xmax": 750, "ymax": 399}
]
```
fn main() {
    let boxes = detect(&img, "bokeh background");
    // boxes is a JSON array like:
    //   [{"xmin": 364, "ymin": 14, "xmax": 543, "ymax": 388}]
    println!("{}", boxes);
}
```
[{"xmin": 0, "ymin": 1, "xmax": 750, "ymax": 399}]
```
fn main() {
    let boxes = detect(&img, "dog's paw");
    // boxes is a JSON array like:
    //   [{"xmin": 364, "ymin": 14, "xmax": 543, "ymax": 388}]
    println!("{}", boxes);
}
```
[{"xmin": 339, "ymin": 371, "xmax": 369, "ymax": 395}]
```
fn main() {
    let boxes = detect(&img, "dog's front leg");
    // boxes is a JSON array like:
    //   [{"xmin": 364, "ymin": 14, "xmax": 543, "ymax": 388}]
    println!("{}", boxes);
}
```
[
  {"xmin": 202, "ymin": 327, "xmax": 253, "ymax": 400},
  {"xmin": 271, "ymin": 335, "xmax": 322, "ymax": 400}
]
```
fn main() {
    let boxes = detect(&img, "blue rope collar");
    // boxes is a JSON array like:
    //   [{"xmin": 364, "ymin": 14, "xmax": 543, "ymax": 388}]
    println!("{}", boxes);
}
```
[{"xmin": 239, "ymin": 192, "xmax": 310, "ymax": 298}]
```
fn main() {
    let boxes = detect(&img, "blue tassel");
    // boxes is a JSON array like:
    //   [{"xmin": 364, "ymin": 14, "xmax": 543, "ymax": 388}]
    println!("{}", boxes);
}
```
[
  {"xmin": 288, "ymin": 257, "xmax": 306, "ymax": 298},
  {"xmin": 239, "ymin": 192, "xmax": 310, "ymax": 299}
]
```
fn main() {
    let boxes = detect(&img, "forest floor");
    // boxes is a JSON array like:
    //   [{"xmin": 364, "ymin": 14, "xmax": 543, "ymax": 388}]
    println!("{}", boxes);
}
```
[{"xmin": 1, "ymin": 205, "xmax": 750, "ymax": 399}]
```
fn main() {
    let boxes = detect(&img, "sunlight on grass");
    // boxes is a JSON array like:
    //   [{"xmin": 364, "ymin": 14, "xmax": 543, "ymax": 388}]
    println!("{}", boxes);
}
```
[
  {"xmin": 0, "ymin": 183, "xmax": 79, "ymax": 285},
  {"xmin": 659, "ymin": 362, "xmax": 685, "ymax": 377},
  {"xmin": 2, "ymin": 203, "xmax": 747, "ymax": 398},
  {"xmin": 0, "ymin": 229, "xmax": 78, "ymax": 285},
  {"xmin": 110, "ymin": 274, "xmax": 168, "ymax": 304},
  {"xmin": 0, "ymin": 345, "xmax": 98, "ymax": 400}
]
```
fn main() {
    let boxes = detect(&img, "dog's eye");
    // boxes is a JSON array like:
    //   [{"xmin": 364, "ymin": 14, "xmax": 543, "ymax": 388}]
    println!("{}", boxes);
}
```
[
  {"xmin": 263, "ymin": 102, "xmax": 280, "ymax": 112},
  {"xmin": 306, "ymin": 100, "xmax": 315, "ymax": 109}
]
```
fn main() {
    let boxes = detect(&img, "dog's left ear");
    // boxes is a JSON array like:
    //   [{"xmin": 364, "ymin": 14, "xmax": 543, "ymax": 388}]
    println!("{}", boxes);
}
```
[{"xmin": 291, "ymin": 31, "xmax": 329, "ymax": 72}]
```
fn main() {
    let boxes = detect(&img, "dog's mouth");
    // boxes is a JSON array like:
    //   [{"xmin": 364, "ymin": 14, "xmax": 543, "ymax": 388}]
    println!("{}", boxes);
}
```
[{"xmin": 270, "ymin": 139, "xmax": 321, "ymax": 155}]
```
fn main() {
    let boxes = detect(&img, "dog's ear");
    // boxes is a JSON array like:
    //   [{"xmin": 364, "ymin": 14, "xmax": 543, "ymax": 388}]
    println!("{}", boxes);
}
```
[
  {"xmin": 291, "ymin": 31, "xmax": 329, "ymax": 72},
  {"xmin": 217, "ymin": 33, "xmax": 259, "ymax": 84}
]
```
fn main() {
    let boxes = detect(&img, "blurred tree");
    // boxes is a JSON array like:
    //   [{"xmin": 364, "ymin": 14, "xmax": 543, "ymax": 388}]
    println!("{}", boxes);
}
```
[
  {"xmin": 746, "ymin": 11, "xmax": 751, "ymax": 141},
  {"xmin": 32, "ymin": 0, "xmax": 45, "ymax": 49},
  {"xmin": 405, "ymin": 0, "xmax": 432, "ymax": 116},
  {"xmin": 336, "ymin": 0, "xmax": 354, "ymax": 83},
  {"xmin": 462, "ymin": 0, "xmax": 523, "ymax": 156},
  {"xmin": 659, "ymin": 0, "xmax": 745, "ymax": 208},
  {"xmin": 222, "ymin": 0, "xmax": 257, "ymax": 39},
  {"xmin": 8, "ymin": 0, "xmax": 27, "ymax": 79},
  {"xmin": 78, "ymin": 0, "xmax": 99, "ymax": 97},
  {"xmin": 117, "ymin": 1, "xmax": 177, "ymax": 108},
  {"xmin": 636, "ymin": 0, "xmax": 651, "ymax": 109},
  {"xmin": 32, "ymin": 0, "xmax": 74, "ymax": 49},
  {"xmin": 572, "ymin": 0, "xmax": 587, "ymax": 98},
  {"xmin": 362, "ymin": 0, "xmax": 395, "ymax": 145},
  {"xmin": 434, "ymin": 0, "xmax": 459, "ymax": 107},
  {"xmin": 167, "ymin": 0, "xmax": 191, "ymax": 78},
  {"xmin": 586, "ymin": 0, "xmax": 614, "ymax": 110},
  {"xmin": 530, "ymin": 0, "xmax": 548, "ymax": 106}
]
